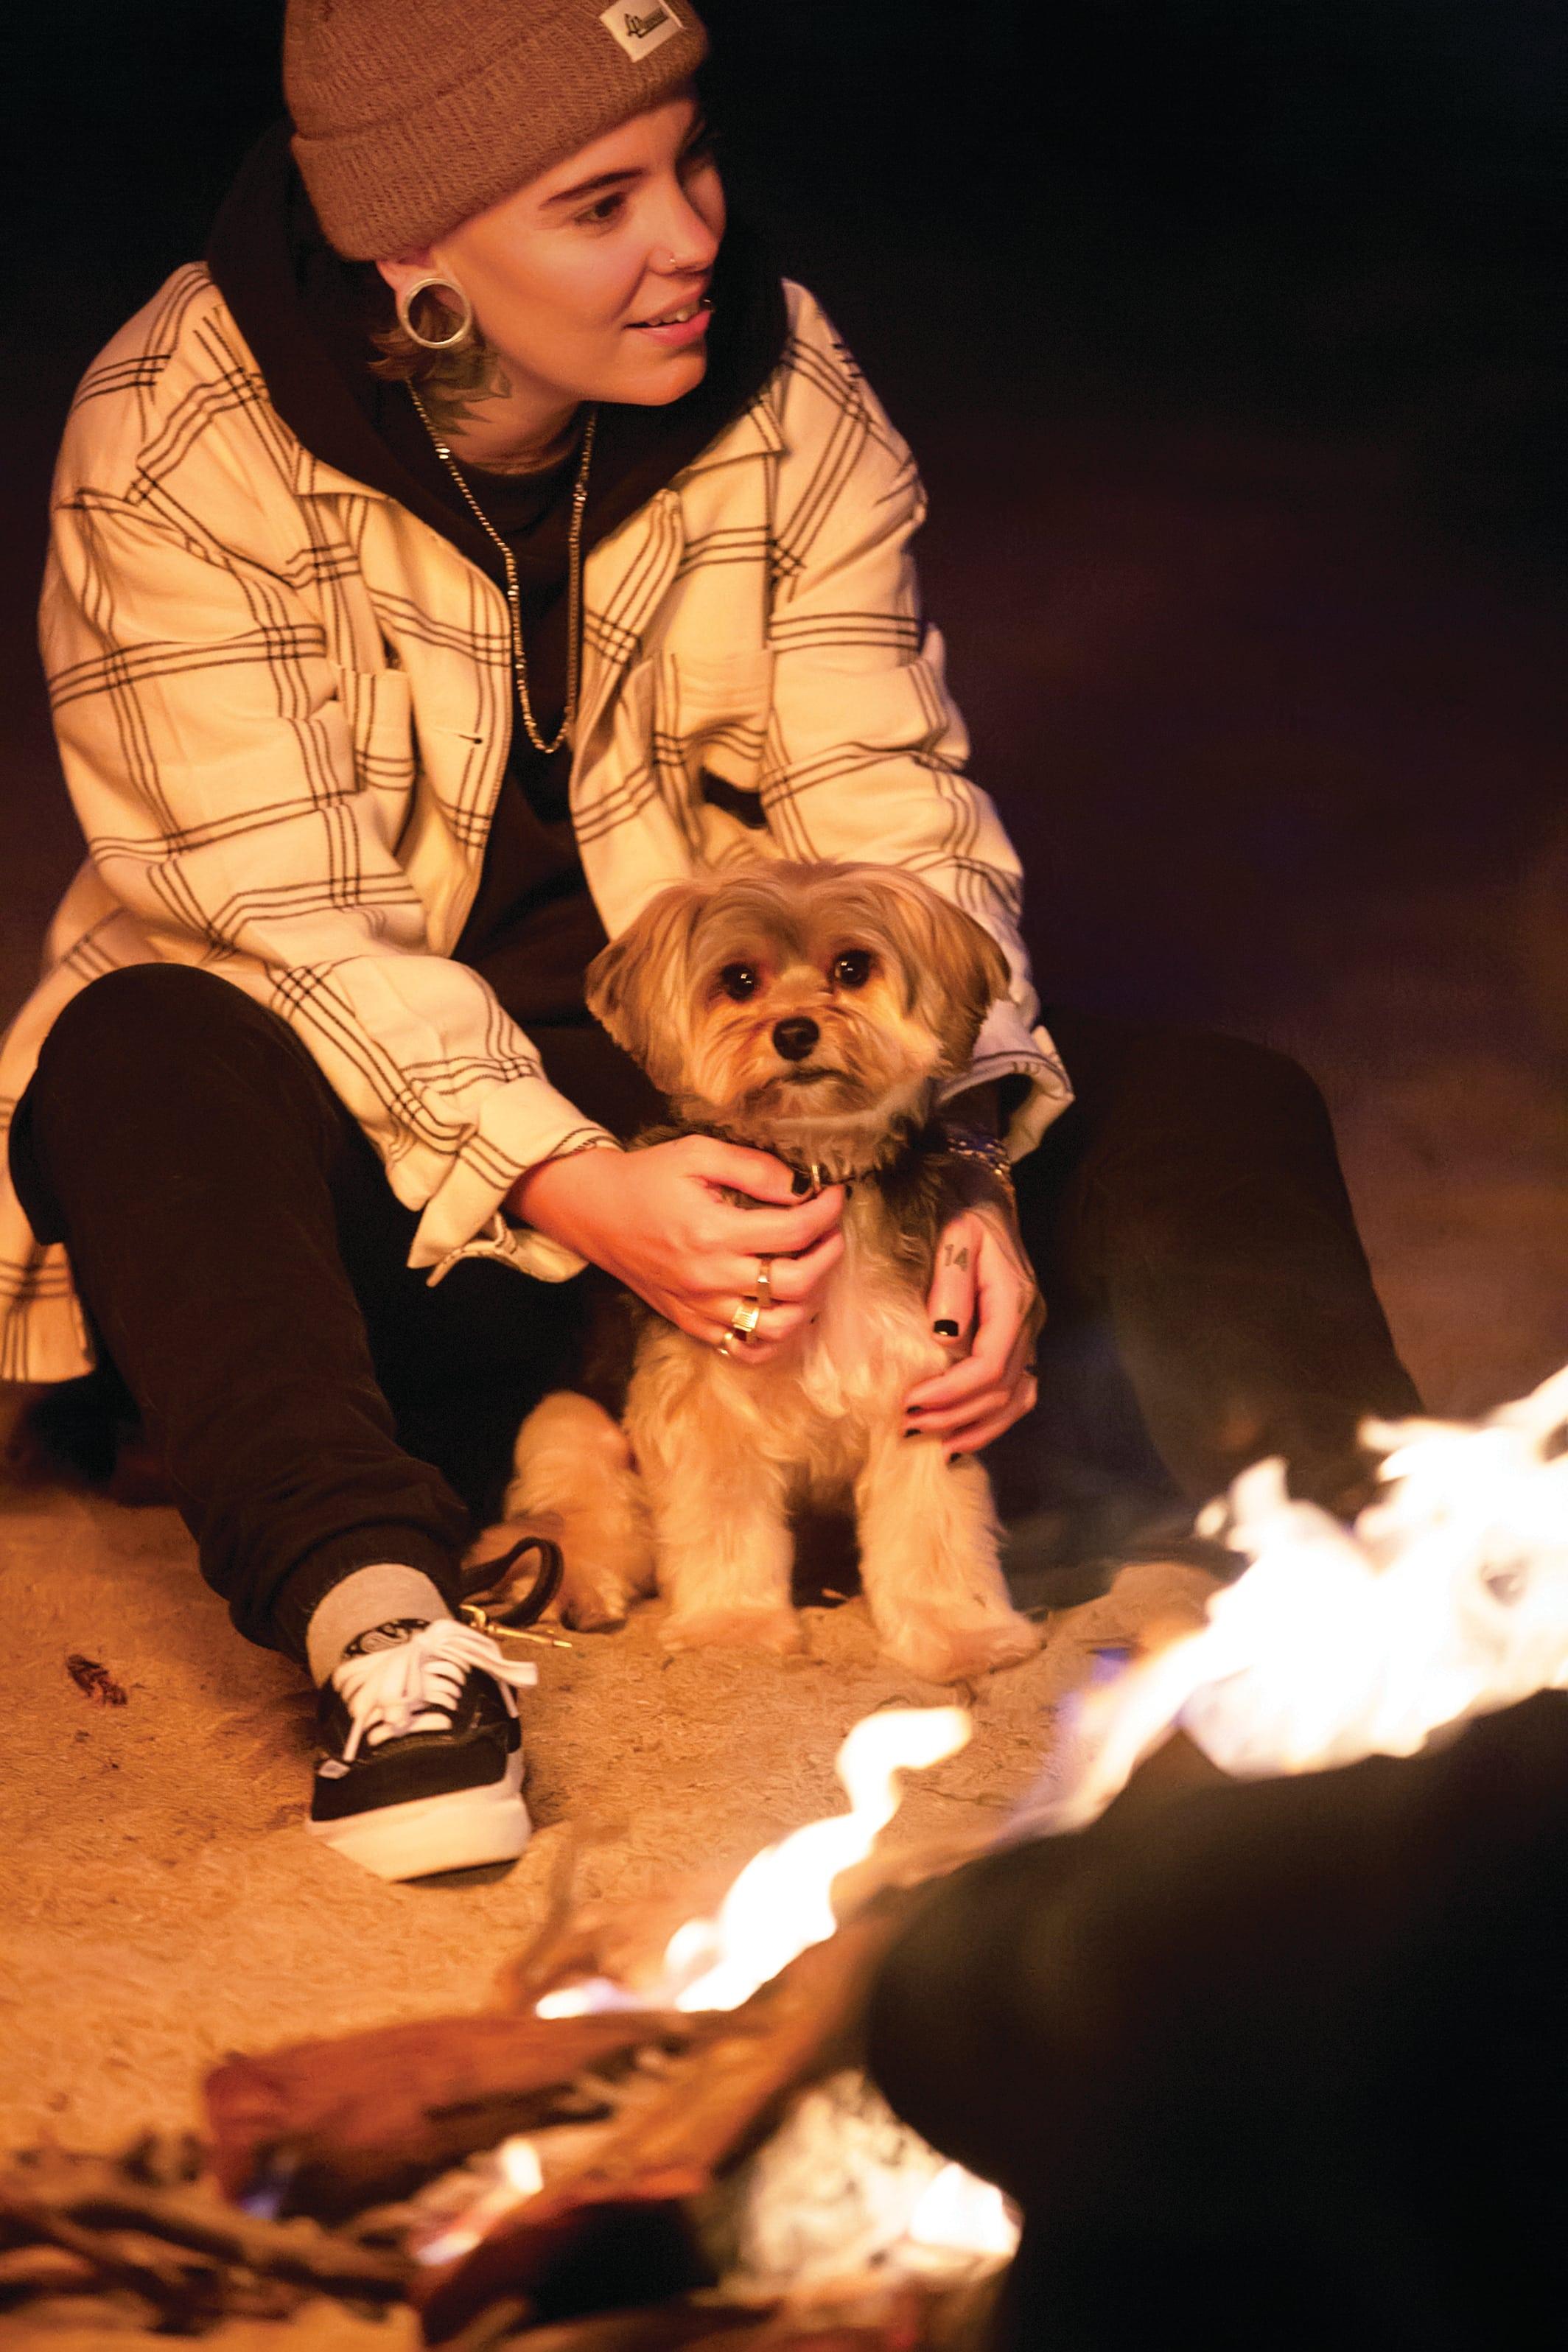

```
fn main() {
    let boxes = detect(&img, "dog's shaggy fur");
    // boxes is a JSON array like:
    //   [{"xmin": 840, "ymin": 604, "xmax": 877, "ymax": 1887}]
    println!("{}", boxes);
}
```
[{"xmin": 504, "ymin": 861, "xmax": 1041, "ymax": 1683}]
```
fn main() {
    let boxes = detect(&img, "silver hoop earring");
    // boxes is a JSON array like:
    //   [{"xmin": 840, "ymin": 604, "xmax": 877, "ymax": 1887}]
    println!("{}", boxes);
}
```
[{"xmin": 395, "ymin": 272, "xmax": 475, "ymax": 351}]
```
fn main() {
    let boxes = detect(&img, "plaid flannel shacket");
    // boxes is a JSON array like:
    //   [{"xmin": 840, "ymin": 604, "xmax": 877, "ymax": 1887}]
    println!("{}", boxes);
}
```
[{"xmin": 0, "ymin": 265, "xmax": 1070, "ymax": 1383}]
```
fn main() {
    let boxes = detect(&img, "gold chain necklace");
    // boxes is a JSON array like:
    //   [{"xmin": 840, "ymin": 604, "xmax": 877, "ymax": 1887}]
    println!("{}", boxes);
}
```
[{"xmin": 409, "ymin": 385, "xmax": 598, "ymax": 759}]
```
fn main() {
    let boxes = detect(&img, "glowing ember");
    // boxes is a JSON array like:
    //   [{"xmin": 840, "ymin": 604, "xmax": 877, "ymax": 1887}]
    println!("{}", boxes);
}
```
[
  {"xmin": 413, "ymin": 2135, "xmax": 543, "ymax": 2267},
  {"xmin": 905, "ymin": 2162, "xmax": 1021, "ymax": 2260},
  {"xmin": 1011, "ymin": 1362, "xmax": 1568, "ymax": 1838},
  {"xmin": 538, "ymin": 1705, "xmax": 971, "ymax": 2018},
  {"xmin": 724, "ymin": 2070, "xmax": 1019, "ymax": 2292}
]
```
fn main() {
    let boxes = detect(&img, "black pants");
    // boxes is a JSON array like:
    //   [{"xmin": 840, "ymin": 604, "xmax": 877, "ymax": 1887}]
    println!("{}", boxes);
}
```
[{"xmin": 9, "ymin": 965, "xmax": 1418, "ymax": 1662}]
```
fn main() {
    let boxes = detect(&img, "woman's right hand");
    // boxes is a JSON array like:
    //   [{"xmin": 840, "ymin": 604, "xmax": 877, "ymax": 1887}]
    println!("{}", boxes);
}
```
[{"xmin": 510, "ymin": 1137, "xmax": 845, "ymax": 1361}]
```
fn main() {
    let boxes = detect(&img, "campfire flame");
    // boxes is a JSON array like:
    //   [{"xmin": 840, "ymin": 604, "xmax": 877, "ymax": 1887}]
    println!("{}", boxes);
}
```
[
  {"xmin": 1011, "ymin": 1362, "xmax": 1568, "ymax": 1838},
  {"xmin": 538, "ymin": 1704, "xmax": 971, "ymax": 2017},
  {"xmin": 416, "ymin": 1709, "xmax": 1011, "ymax": 2280}
]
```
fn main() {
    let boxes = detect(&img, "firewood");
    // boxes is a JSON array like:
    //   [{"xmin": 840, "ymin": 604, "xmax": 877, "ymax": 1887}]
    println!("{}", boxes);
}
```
[
  {"xmin": 549, "ymin": 1907, "xmax": 912, "ymax": 2184},
  {"xmin": 0, "ymin": 2184, "xmax": 216, "ymax": 2329},
  {"xmin": 206, "ymin": 2009, "xmax": 700, "ymax": 2219},
  {"xmin": 0, "ymin": 2152, "xmax": 407, "ymax": 2300},
  {"xmin": 419, "ymin": 2169, "xmax": 716, "ymax": 2345},
  {"xmin": 0, "ymin": 2239, "xmax": 107, "ymax": 2301},
  {"xmin": 420, "ymin": 1904, "xmax": 920, "ymax": 2345}
]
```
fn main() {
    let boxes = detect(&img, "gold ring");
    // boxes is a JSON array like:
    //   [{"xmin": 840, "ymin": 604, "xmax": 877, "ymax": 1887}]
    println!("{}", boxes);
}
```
[
  {"xmin": 729, "ymin": 1297, "xmax": 763, "ymax": 1343},
  {"xmin": 755, "ymin": 1257, "xmax": 774, "ymax": 1306}
]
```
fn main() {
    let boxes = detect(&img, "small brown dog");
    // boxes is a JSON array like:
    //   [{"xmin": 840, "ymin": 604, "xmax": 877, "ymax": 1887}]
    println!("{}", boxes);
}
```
[{"xmin": 504, "ymin": 860, "xmax": 1041, "ymax": 1683}]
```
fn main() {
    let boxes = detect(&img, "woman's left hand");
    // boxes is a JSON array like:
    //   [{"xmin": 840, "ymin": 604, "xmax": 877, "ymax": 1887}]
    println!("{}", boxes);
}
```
[{"xmin": 904, "ymin": 1202, "xmax": 1044, "ymax": 1457}]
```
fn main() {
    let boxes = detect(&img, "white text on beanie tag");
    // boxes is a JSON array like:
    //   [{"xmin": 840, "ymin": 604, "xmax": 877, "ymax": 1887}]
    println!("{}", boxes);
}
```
[{"xmin": 598, "ymin": 0, "xmax": 685, "ymax": 63}]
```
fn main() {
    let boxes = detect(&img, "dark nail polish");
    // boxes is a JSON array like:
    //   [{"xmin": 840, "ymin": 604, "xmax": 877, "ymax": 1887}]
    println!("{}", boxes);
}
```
[
  {"xmin": 791, "ymin": 1171, "xmax": 811, "ymax": 1195},
  {"xmin": 933, "ymin": 1318, "xmax": 959, "ymax": 1338},
  {"xmin": 903, "ymin": 1426, "xmax": 920, "ymax": 1439}
]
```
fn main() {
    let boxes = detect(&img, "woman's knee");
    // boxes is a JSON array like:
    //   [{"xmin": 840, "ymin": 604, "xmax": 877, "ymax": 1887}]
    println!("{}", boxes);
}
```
[
  {"xmin": 32, "ymin": 966, "xmax": 301, "ymax": 1108},
  {"xmin": 1025, "ymin": 1025, "xmax": 1345, "ymax": 1269},
  {"xmin": 1113, "ymin": 1025, "xmax": 1335, "ymax": 1152},
  {"xmin": 24, "ymin": 967, "xmax": 343, "ymax": 1212}
]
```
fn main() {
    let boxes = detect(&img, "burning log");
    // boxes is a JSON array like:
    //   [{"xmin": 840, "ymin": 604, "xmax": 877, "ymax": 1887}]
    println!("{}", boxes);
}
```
[
  {"xmin": 206, "ymin": 2009, "xmax": 702, "ymax": 2220},
  {"xmin": 417, "ymin": 1909, "xmax": 915, "ymax": 2343}
]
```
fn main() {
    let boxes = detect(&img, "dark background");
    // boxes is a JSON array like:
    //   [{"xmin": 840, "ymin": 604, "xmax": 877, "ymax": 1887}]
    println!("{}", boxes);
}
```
[
  {"xmin": 4, "ymin": 0, "xmax": 1561, "ymax": 1016},
  {"xmin": 4, "ymin": 3, "xmax": 1566, "ymax": 1411}
]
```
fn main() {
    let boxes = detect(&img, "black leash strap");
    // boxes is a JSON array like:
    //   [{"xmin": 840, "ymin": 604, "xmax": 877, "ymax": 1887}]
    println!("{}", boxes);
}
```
[{"xmin": 458, "ymin": 1533, "xmax": 564, "ymax": 1625}]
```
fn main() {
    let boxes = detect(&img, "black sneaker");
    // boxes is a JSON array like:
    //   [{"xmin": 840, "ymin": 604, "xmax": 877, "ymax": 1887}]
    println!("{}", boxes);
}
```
[{"xmin": 307, "ymin": 1618, "xmax": 536, "ymax": 1880}]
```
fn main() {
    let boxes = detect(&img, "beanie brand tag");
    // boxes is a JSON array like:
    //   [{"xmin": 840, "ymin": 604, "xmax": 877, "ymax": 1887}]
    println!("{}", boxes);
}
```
[{"xmin": 598, "ymin": 1, "xmax": 685, "ymax": 63}]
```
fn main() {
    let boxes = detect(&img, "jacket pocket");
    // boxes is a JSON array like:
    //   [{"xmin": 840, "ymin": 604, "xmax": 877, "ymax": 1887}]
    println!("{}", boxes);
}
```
[
  {"xmin": 648, "ymin": 650, "xmax": 773, "ymax": 865},
  {"xmin": 657, "ymin": 650, "xmax": 774, "ymax": 798},
  {"xmin": 332, "ymin": 662, "xmax": 416, "ymax": 801}
]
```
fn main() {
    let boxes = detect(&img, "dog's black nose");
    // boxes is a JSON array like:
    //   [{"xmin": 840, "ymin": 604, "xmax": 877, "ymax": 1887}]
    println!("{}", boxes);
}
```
[{"xmin": 772, "ymin": 1016, "xmax": 819, "ymax": 1063}]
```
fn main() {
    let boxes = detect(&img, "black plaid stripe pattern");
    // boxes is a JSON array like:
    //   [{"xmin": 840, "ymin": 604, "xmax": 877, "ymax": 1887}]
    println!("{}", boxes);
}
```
[{"xmin": 0, "ymin": 269, "xmax": 1068, "ymax": 1383}]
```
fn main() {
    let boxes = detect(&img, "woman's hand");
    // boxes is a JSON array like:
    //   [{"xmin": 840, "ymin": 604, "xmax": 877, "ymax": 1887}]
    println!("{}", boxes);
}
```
[
  {"xmin": 904, "ymin": 1201, "xmax": 1043, "ymax": 1457},
  {"xmin": 511, "ymin": 1138, "xmax": 844, "ymax": 1361}
]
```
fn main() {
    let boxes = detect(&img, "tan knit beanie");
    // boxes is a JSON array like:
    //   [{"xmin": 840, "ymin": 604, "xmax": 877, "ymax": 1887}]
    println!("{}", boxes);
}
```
[{"xmin": 285, "ymin": 0, "xmax": 710, "ymax": 261}]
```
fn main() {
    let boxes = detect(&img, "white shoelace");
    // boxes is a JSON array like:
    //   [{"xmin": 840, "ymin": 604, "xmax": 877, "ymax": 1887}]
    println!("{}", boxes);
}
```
[{"xmin": 332, "ymin": 1620, "xmax": 538, "ymax": 1763}]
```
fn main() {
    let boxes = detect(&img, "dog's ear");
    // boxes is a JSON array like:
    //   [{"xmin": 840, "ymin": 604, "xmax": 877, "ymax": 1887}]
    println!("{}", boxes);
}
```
[
  {"xmin": 585, "ymin": 881, "xmax": 706, "ymax": 1088},
  {"xmin": 872, "ymin": 872, "xmax": 1012, "ymax": 1073},
  {"xmin": 923, "ymin": 900, "xmax": 1012, "ymax": 1071}
]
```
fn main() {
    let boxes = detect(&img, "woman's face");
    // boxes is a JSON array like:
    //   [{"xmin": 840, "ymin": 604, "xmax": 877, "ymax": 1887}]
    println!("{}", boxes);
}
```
[{"xmin": 378, "ymin": 91, "xmax": 725, "ymax": 413}]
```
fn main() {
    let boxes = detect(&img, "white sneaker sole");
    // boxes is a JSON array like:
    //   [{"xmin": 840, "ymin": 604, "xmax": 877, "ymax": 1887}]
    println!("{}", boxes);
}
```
[{"xmin": 307, "ymin": 1749, "xmax": 531, "ymax": 1882}]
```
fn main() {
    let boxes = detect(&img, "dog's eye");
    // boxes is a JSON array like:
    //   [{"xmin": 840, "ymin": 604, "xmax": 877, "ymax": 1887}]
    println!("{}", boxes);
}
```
[
  {"xmin": 718, "ymin": 963, "xmax": 760, "ymax": 1001},
  {"xmin": 831, "ymin": 950, "xmax": 875, "ymax": 990}
]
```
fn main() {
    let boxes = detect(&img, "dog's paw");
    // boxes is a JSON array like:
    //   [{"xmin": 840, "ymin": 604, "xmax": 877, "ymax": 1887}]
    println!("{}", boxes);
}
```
[
  {"xmin": 660, "ymin": 1604, "xmax": 806, "ymax": 1656},
  {"xmin": 466, "ymin": 1518, "xmax": 640, "ymax": 1634},
  {"xmin": 881, "ymin": 1608, "xmax": 1042, "ymax": 1684},
  {"xmin": 556, "ymin": 1571, "xmax": 635, "ymax": 1633}
]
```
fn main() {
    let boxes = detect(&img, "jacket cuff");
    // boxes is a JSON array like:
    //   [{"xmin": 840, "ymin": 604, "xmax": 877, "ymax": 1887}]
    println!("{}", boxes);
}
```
[
  {"xmin": 399, "ymin": 1076, "xmax": 620, "ymax": 1284},
  {"xmin": 936, "ymin": 1007, "xmax": 1074, "ymax": 1161}
]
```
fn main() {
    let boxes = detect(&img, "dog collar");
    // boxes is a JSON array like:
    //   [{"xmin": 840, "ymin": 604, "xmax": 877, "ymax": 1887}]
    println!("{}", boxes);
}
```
[{"xmin": 677, "ymin": 1120, "xmax": 906, "ymax": 1195}]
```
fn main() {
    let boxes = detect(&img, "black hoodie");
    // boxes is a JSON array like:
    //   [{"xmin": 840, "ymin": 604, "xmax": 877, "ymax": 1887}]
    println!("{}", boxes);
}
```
[{"xmin": 206, "ymin": 124, "xmax": 788, "ymax": 1035}]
